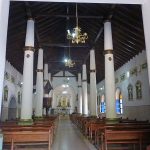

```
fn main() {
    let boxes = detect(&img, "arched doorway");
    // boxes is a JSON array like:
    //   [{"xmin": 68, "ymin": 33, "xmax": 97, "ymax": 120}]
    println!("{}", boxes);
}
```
[{"xmin": 8, "ymin": 96, "xmax": 17, "ymax": 120}]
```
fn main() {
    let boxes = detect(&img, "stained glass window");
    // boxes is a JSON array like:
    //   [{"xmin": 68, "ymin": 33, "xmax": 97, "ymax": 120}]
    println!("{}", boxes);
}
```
[
  {"xmin": 100, "ymin": 95, "xmax": 106, "ymax": 113},
  {"xmin": 116, "ymin": 94, "xmax": 123, "ymax": 114}
]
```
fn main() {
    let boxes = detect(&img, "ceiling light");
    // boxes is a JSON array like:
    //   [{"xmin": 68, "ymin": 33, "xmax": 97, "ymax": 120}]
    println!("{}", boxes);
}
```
[
  {"xmin": 62, "ymin": 91, "xmax": 67, "ymax": 94},
  {"xmin": 127, "ymin": 71, "xmax": 130, "ymax": 78},
  {"xmin": 64, "ymin": 58, "xmax": 68, "ymax": 63},
  {"xmin": 62, "ymin": 84, "xmax": 66, "ymax": 88},
  {"xmin": 65, "ymin": 59, "xmax": 75, "ymax": 68},
  {"xmin": 64, "ymin": 41, "xmax": 75, "ymax": 68}
]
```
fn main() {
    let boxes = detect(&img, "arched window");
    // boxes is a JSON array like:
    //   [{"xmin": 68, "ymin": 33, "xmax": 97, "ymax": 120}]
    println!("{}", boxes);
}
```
[
  {"xmin": 18, "ymin": 91, "xmax": 21, "ymax": 104},
  {"xmin": 100, "ymin": 94, "xmax": 106, "ymax": 113},
  {"xmin": 128, "ymin": 84, "xmax": 133, "ymax": 100},
  {"xmin": 136, "ymin": 81, "xmax": 142, "ymax": 99},
  {"xmin": 4, "ymin": 86, "xmax": 8, "ymax": 101},
  {"xmin": 116, "ymin": 88, "xmax": 123, "ymax": 114}
]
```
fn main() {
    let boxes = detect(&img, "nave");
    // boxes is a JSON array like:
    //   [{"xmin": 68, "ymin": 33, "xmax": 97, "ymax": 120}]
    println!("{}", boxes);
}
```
[{"xmin": 52, "ymin": 116, "xmax": 96, "ymax": 150}]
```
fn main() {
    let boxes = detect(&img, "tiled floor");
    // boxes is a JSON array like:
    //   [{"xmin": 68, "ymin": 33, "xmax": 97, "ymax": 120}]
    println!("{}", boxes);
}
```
[{"xmin": 52, "ymin": 116, "xmax": 97, "ymax": 150}]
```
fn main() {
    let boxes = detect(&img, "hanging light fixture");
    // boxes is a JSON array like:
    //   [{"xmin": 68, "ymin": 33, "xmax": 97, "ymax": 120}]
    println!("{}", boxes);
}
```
[
  {"xmin": 67, "ymin": 4, "xmax": 88, "ymax": 44},
  {"xmin": 64, "ymin": 41, "xmax": 75, "ymax": 68}
]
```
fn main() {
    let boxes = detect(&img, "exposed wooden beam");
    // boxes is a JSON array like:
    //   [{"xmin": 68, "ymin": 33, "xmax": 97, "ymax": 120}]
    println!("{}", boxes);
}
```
[
  {"xmin": 52, "ymin": 75, "xmax": 76, "ymax": 77},
  {"xmin": 35, "ymin": 14, "xmax": 103, "ymax": 19},
  {"xmin": 42, "ymin": 43, "xmax": 90, "ymax": 48},
  {"xmin": 11, "ymin": 0, "xmax": 144, "ymax": 5}
]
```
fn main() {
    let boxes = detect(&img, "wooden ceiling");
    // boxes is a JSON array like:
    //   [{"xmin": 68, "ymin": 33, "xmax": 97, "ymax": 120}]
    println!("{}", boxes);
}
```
[{"xmin": 6, "ymin": 1, "xmax": 145, "ymax": 83}]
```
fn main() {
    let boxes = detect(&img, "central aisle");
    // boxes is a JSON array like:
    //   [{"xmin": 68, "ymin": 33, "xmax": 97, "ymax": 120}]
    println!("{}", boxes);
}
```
[{"xmin": 52, "ymin": 116, "xmax": 97, "ymax": 150}]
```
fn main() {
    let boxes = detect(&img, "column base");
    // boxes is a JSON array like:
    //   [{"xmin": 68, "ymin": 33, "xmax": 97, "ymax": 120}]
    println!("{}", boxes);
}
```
[
  {"xmin": 89, "ymin": 115, "xmax": 97, "ymax": 118},
  {"xmin": 34, "ymin": 116, "xmax": 44, "ymax": 121},
  {"xmin": 105, "ymin": 118, "xmax": 119, "ymax": 124},
  {"xmin": 82, "ymin": 114, "xmax": 89, "ymax": 117},
  {"xmin": 18, "ymin": 119, "xmax": 33, "ymax": 126}
]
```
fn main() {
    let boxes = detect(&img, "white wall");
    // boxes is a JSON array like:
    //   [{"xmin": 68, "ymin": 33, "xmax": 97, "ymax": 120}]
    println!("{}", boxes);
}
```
[
  {"xmin": 97, "ymin": 50, "xmax": 150, "ymax": 120},
  {"xmin": 1, "ymin": 61, "xmax": 22, "ymax": 121}
]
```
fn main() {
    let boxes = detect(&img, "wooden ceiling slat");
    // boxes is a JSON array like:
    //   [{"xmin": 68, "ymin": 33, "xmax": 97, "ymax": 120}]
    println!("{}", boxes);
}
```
[
  {"xmin": 112, "ymin": 19, "xmax": 144, "ymax": 40},
  {"xmin": 112, "ymin": 25, "xmax": 144, "ymax": 46},
  {"xmin": 113, "ymin": 31, "xmax": 144, "ymax": 51}
]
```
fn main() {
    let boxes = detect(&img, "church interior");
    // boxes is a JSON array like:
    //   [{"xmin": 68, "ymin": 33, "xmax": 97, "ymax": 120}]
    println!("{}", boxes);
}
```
[{"xmin": 0, "ymin": 0, "xmax": 150, "ymax": 149}]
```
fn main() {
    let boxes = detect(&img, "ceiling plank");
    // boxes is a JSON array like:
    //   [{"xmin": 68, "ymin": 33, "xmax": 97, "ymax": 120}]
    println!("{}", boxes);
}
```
[{"xmin": 11, "ymin": 0, "xmax": 144, "ymax": 5}]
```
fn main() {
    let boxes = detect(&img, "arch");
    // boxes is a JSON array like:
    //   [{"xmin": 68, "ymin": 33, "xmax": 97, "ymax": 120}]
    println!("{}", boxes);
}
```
[
  {"xmin": 8, "ymin": 96, "xmax": 17, "ymax": 120},
  {"xmin": 135, "ymin": 80, "xmax": 142, "ymax": 99},
  {"xmin": 115, "ymin": 88, "xmax": 123, "ymax": 114},
  {"xmin": 128, "ymin": 84, "xmax": 133, "ymax": 100},
  {"xmin": 53, "ymin": 84, "xmax": 76, "ymax": 114}
]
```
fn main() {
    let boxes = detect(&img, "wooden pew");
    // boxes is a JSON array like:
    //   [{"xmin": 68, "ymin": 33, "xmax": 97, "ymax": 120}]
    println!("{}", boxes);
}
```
[
  {"xmin": 102, "ymin": 128, "xmax": 150, "ymax": 150},
  {"xmin": 1, "ymin": 116, "xmax": 58, "ymax": 149},
  {"xmin": 90, "ymin": 121, "xmax": 150, "ymax": 146},
  {"xmin": 70, "ymin": 114, "xmax": 150, "ymax": 150},
  {"xmin": 3, "ymin": 129, "xmax": 51, "ymax": 150}
]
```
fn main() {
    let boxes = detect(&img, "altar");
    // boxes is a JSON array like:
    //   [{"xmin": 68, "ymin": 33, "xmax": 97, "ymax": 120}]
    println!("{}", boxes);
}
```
[
  {"xmin": 54, "ymin": 95, "xmax": 71, "ymax": 115},
  {"xmin": 54, "ymin": 107, "xmax": 71, "ymax": 115}
]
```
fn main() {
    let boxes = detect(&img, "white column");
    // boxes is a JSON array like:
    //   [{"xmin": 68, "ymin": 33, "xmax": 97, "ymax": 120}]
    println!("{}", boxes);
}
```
[
  {"xmin": 78, "ymin": 73, "xmax": 82, "ymax": 114},
  {"xmin": 43, "ymin": 64, "xmax": 49, "ymax": 115},
  {"xmin": 0, "ymin": 0, "xmax": 10, "ymax": 117},
  {"xmin": 21, "ymin": 19, "xmax": 34, "ymax": 120},
  {"xmin": 35, "ymin": 48, "xmax": 43, "ymax": 117},
  {"xmin": 142, "ymin": 0, "xmax": 150, "ymax": 85},
  {"xmin": 44, "ymin": 64, "xmax": 49, "ymax": 97},
  {"xmin": 48, "ymin": 72, "xmax": 52, "ymax": 115},
  {"xmin": 82, "ymin": 64, "xmax": 88, "ymax": 115},
  {"xmin": 104, "ymin": 21, "xmax": 116, "ymax": 119},
  {"xmin": 49, "ymin": 72, "xmax": 53, "ymax": 98},
  {"xmin": 90, "ymin": 49, "xmax": 97, "ymax": 116}
]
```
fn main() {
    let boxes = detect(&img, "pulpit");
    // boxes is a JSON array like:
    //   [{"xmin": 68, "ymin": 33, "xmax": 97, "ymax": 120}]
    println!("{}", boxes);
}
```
[{"xmin": 43, "ymin": 97, "xmax": 52, "ymax": 116}]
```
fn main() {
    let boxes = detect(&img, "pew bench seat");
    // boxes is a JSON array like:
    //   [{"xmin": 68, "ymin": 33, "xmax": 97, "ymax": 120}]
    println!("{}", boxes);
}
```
[
  {"xmin": 101, "ymin": 129, "xmax": 150, "ymax": 150},
  {"xmin": 3, "ymin": 130, "xmax": 52, "ymax": 150}
]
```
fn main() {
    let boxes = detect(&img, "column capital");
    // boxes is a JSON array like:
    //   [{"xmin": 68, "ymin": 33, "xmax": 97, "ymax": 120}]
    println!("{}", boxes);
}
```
[
  {"xmin": 103, "ymin": 49, "xmax": 113, "ymax": 55},
  {"xmin": 82, "ymin": 79, "xmax": 87, "ymax": 82},
  {"xmin": 44, "ymin": 79, "xmax": 49, "ymax": 82},
  {"xmin": 36, "ymin": 69, "xmax": 43, "ymax": 72},
  {"xmin": 28, "ymin": 17, "xmax": 34, "ymax": 21},
  {"xmin": 103, "ymin": 19, "xmax": 111, "ymax": 23},
  {"xmin": 23, "ymin": 46, "xmax": 35, "ymax": 52},
  {"xmin": 90, "ymin": 69, "xmax": 96, "ymax": 73}
]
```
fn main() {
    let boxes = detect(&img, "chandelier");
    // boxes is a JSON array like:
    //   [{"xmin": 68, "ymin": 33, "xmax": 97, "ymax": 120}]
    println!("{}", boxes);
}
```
[
  {"xmin": 64, "ymin": 41, "xmax": 75, "ymax": 68},
  {"xmin": 65, "ymin": 58, "xmax": 75, "ymax": 68},
  {"xmin": 67, "ymin": 4, "xmax": 88, "ymax": 44}
]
